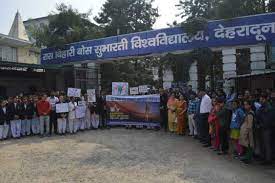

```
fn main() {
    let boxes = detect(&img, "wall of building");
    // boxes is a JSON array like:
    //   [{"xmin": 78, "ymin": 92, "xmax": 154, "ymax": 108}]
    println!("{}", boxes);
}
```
[{"xmin": 17, "ymin": 47, "xmax": 39, "ymax": 64}]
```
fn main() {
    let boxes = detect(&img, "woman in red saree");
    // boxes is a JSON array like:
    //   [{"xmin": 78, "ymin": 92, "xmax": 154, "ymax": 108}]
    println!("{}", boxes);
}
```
[
  {"xmin": 208, "ymin": 98, "xmax": 220, "ymax": 150},
  {"xmin": 176, "ymin": 95, "xmax": 187, "ymax": 135}
]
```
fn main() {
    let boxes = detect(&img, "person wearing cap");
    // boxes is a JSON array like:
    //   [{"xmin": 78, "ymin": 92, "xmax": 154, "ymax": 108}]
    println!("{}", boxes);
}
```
[{"xmin": 0, "ymin": 100, "xmax": 9, "ymax": 140}]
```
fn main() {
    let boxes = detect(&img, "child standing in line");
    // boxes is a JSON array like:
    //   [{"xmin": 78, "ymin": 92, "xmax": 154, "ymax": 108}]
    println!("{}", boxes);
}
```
[
  {"xmin": 240, "ymin": 100, "xmax": 255, "ymax": 164},
  {"xmin": 230, "ymin": 100, "xmax": 245, "ymax": 158}
]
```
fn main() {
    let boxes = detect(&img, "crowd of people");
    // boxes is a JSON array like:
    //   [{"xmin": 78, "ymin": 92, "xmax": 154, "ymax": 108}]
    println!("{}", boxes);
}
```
[
  {"xmin": 160, "ymin": 86, "xmax": 275, "ymax": 166},
  {"xmin": 0, "ymin": 91, "xmax": 109, "ymax": 140},
  {"xmin": 1, "ymin": 86, "xmax": 275, "ymax": 166}
]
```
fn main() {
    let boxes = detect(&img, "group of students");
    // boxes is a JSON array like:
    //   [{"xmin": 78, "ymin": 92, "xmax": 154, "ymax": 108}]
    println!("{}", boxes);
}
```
[
  {"xmin": 160, "ymin": 86, "xmax": 275, "ymax": 165},
  {"xmin": 0, "ymin": 91, "xmax": 108, "ymax": 140}
]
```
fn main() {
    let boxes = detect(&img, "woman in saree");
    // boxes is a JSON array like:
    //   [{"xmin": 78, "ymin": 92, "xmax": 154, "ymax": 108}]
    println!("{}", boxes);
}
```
[
  {"xmin": 167, "ymin": 93, "xmax": 177, "ymax": 132},
  {"xmin": 176, "ymin": 95, "xmax": 187, "ymax": 135}
]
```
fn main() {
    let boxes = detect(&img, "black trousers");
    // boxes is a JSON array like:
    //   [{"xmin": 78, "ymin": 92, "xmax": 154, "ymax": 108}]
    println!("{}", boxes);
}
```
[
  {"xmin": 261, "ymin": 128, "xmax": 272, "ymax": 162},
  {"xmin": 100, "ymin": 111, "xmax": 107, "ymax": 128},
  {"xmin": 219, "ymin": 126, "xmax": 229, "ymax": 152},
  {"xmin": 49, "ymin": 111, "xmax": 57, "ymax": 134},
  {"xmin": 160, "ymin": 109, "xmax": 168, "ymax": 131},
  {"xmin": 200, "ymin": 113, "xmax": 210, "ymax": 144}
]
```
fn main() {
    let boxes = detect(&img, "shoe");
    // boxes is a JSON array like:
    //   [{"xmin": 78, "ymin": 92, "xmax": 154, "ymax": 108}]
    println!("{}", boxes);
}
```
[
  {"xmin": 203, "ymin": 144, "xmax": 211, "ymax": 147},
  {"xmin": 242, "ymin": 159, "xmax": 251, "ymax": 164},
  {"xmin": 217, "ymin": 151, "xmax": 227, "ymax": 155}
]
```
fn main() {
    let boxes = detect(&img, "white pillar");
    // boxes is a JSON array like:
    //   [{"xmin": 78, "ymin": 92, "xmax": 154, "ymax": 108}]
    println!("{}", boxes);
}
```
[
  {"xmin": 188, "ymin": 61, "xmax": 198, "ymax": 92},
  {"xmin": 222, "ymin": 48, "xmax": 236, "ymax": 93},
  {"xmin": 250, "ymin": 45, "xmax": 266, "ymax": 74}
]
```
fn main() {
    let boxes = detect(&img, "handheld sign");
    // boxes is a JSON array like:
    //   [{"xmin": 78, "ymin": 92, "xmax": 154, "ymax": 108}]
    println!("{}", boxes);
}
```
[
  {"xmin": 56, "ymin": 103, "xmax": 69, "ymax": 113},
  {"xmin": 87, "ymin": 89, "xmax": 96, "ymax": 102},
  {"xmin": 67, "ymin": 88, "xmax": 81, "ymax": 98},
  {"xmin": 130, "ymin": 87, "xmax": 139, "ymax": 95},
  {"xmin": 139, "ymin": 85, "xmax": 148, "ymax": 93}
]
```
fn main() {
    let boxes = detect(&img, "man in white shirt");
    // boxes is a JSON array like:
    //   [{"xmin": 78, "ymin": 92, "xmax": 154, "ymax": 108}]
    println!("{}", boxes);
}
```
[
  {"xmin": 199, "ymin": 90, "xmax": 212, "ymax": 147},
  {"xmin": 47, "ymin": 91, "xmax": 59, "ymax": 135}
]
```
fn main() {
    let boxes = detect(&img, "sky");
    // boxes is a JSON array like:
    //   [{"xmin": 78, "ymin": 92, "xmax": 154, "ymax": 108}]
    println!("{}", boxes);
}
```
[{"xmin": 0, "ymin": 0, "xmax": 183, "ymax": 34}]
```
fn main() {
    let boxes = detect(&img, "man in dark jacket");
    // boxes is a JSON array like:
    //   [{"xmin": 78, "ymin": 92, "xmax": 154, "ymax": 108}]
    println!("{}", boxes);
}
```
[
  {"xmin": 0, "ymin": 100, "xmax": 9, "ymax": 140},
  {"xmin": 7, "ymin": 96, "xmax": 23, "ymax": 138},
  {"xmin": 98, "ymin": 93, "xmax": 108, "ymax": 129},
  {"xmin": 160, "ymin": 89, "xmax": 168, "ymax": 131},
  {"xmin": 257, "ymin": 93, "xmax": 274, "ymax": 165},
  {"xmin": 21, "ymin": 96, "xmax": 35, "ymax": 136}
]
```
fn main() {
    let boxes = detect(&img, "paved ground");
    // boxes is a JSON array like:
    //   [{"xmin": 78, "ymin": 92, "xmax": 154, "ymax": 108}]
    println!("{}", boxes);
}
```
[{"xmin": 0, "ymin": 128, "xmax": 274, "ymax": 183}]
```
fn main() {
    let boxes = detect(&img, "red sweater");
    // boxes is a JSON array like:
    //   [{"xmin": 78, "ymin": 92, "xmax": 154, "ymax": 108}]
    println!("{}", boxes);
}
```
[{"xmin": 37, "ymin": 100, "xmax": 51, "ymax": 116}]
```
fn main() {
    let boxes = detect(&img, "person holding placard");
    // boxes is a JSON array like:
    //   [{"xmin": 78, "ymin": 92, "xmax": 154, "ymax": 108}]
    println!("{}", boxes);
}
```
[
  {"xmin": 68, "ymin": 97, "xmax": 77, "ymax": 134},
  {"xmin": 56, "ymin": 95, "xmax": 68, "ymax": 135},
  {"xmin": 47, "ymin": 91, "xmax": 59, "ymax": 135},
  {"xmin": 90, "ymin": 102, "xmax": 99, "ymax": 129},
  {"xmin": 77, "ymin": 97, "xmax": 87, "ymax": 131}
]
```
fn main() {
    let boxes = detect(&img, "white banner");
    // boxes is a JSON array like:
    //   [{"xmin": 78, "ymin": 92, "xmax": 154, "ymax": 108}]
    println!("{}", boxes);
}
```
[
  {"xmin": 138, "ymin": 85, "xmax": 148, "ymax": 93},
  {"xmin": 67, "ymin": 88, "xmax": 81, "ymax": 98},
  {"xmin": 163, "ymin": 82, "xmax": 172, "ymax": 90},
  {"xmin": 130, "ymin": 87, "xmax": 139, "ymax": 95},
  {"xmin": 87, "ymin": 89, "xmax": 96, "ymax": 102},
  {"xmin": 56, "ymin": 103, "xmax": 69, "ymax": 113},
  {"xmin": 75, "ymin": 105, "xmax": 86, "ymax": 118}
]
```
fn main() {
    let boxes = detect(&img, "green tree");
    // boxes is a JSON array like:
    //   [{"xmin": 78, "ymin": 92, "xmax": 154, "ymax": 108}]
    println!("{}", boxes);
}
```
[
  {"xmin": 95, "ymin": 0, "xmax": 159, "ymax": 36},
  {"xmin": 95, "ymin": 0, "xmax": 160, "ymax": 91},
  {"xmin": 268, "ymin": 0, "xmax": 275, "ymax": 12},
  {"xmin": 31, "ymin": 3, "xmax": 103, "ymax": 47}
]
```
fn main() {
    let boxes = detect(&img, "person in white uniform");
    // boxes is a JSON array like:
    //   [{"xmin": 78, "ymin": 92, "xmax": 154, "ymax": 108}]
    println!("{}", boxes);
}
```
[{"xmin": 68, "ymin": 97, "xmax": 77, "ymax": 134}]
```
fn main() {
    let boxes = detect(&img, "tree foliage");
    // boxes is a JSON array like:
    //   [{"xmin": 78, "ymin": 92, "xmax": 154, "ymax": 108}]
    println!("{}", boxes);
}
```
[
  {"xmin": 31, "ymin": 3, "xmax": 103, "ymax": 47},
  {"xmin": 95, "ymin": 0, "xmax": 159, "ymax": 36},
  {"xmin": 269, "ymin": 0, "xmax": 275, "ymax": 12},
  {"xmin": 95, "ymin": 0, "xmax": 160, "ymax": 91}
]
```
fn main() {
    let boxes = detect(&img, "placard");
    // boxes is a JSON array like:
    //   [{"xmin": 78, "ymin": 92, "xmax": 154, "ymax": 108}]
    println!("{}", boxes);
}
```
[
  {"xmin": 56, "ymin": 103, "xmax": 69, "ymax": 113},
  {"xmin": 163, "ymin": 82, "xmax": 172, "ymax": 90},
  {"xmin": 130, "ymin": 87, "xmax": 139, "ymax": 95},
  {"xmin": 75, "ymin": 105, "xmax": 86, "ymax": 118},
  {"xmin": 78, "ymin": 101, "xmax": 86, "ymax": 106},
  {"xmin": 106, "ymin": 95, "xmax": 160, "ymax": 128},
  {"xmin": 112, "ymin": 82, "xmax": 129, "ymax": 96},
  {"xmin": 67, "ymin": 88, "xmax": 81, "ymax": 98},
  {"xmin": 87, "ymin": 89, "xmax": 96, "ymax": 102},
  {"xmin": 138, "ymin": 85, "xmax": 148, "ymax": 93}
]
